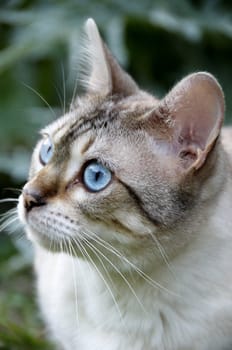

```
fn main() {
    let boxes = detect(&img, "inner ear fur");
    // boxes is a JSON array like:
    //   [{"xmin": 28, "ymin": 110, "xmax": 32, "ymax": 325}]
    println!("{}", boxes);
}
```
[
  {"xmin": 158, "ymin": 72, "xmax": 225, "ymax": 170},
  {"xmin": 81, "ymin": 18, "xmax": 138, "ymax": 97}
]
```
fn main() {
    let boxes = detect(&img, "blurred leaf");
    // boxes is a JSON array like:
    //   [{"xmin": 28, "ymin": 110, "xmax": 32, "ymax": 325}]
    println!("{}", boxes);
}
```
[{"xmin": 0, "ymin": 322, "xmax": 54, "ymax": 350}]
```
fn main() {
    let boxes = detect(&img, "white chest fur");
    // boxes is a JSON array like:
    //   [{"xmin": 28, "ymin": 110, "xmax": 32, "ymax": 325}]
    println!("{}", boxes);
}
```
[{"xmin": 35, "ymin": 210, "xmax": 232, "ymax": 350}]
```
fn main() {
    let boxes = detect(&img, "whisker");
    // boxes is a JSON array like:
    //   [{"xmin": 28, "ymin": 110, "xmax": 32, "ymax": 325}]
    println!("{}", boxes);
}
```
[
  {"xmin": 0, "ymin": 207, "xmax": 19, "ymax": 233},
  {"xmin": 0, "ymin": 208, "xmax": 18, "ymax": 222},
  {"xmin": 1, "ymin": 219, "xmax": 22, "ymax": 238},
  {"xmin": 84, "ymin": 228, "xmax": 178, "ymax": 297},
  {"xmin": 65, "ymin": 237, "xmax": 79, "ymax": 331},
  {"xmin": 74, "ymin": 235, "xmax": 116, "ymax": 291},
  {"xmin": 149, "ymin": 233, "xmax": 176, "ymax": 279},
  {"xmin": 81, "ymin": 233, "xmax": 147, "ymax": 314},
  {"xmin": 75, "ymin": 236, "xmax": 126, "ymax": 324},
  {"xmin": 60, "ymin": 63, "xmax": 67, "ymax": 116},
  {"xmin": 0, "ymin": 216, "xmax": 18, "ymax": 232},
  {"xmin": 69, "ymin": 236, "xmax": 96, "ymax": 308},
  {"xmin": 70, "ymin": 76, "xmax": 79, "ymax": 111},
  {"xmin": 72, "ymin": 235, "xmax": 119, "ymax": 294},
  {"xmin": 12, "ymin": 225, "xmax": 29, "ymax": 244},
  {"xmin": 0, "ymin": 198, "xmax": 19, "ymax": 204},
  {"xmin": 22, "ymin": 82, "xmax": 57, "ymax": 120},
  {"xmin": 53, "ymin": 83, "xmax": 65, "ymax": 116},
  {"xmin": 50, "ymin": 232, "xmax": 55, "ymax": 253}
]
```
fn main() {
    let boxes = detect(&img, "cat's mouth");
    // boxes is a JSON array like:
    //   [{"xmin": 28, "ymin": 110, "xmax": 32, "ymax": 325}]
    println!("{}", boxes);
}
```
[
  {"xmin": 17, "ymin": 195, "xmax": 86, "ymax": 252},
  {"xmin": 23, "ymin": 213, "xmax": 90, "ymax": 254}
]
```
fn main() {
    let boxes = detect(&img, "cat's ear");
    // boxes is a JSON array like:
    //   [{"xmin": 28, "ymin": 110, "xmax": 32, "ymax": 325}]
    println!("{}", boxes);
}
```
[
  {"xmin": 158, "ymin": 72, "xmax": 224, "ymax": 170},
  {"xmin": 80, "ymin": 18, "xmax": 138, "ymax": 96}
]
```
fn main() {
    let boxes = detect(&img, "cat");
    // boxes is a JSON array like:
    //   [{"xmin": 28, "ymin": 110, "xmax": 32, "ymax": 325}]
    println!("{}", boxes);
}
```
[{"xmin": 17, "ymin": 18, "xmax": 232, "ymax": 350}]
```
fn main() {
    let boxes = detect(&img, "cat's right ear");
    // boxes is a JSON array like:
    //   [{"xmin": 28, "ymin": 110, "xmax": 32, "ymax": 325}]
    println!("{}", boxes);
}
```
[
  {"xmin": 79, "ymin": 18, "xmax": 138, "ymax": 97},
  {"xmin": 149, "ymin": 73, "xmax": 225, "ymax": 171}
]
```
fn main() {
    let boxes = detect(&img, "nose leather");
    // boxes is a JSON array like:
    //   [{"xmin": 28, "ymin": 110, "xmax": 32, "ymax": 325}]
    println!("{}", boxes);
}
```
[{"xmin": 23, "ymin": 187, "xmax": 46, "ymax": 212}]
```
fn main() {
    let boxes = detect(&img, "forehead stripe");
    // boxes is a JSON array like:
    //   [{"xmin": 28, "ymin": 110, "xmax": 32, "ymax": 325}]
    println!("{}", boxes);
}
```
[{"xmin": 60, "ymin": 112, "xmax": 114, "ymax": 147}]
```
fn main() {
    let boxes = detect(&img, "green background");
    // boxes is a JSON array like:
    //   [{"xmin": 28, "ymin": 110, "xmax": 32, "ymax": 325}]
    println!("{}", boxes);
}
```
[{"xmin": 0, "ymin": 0, "xmax": 232, "ymax": 348}]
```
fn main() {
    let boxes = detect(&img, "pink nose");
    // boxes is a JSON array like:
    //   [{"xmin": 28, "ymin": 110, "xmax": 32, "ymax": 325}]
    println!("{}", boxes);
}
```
[{"xmin": 22, "ymin": 186, "xmax": 46, "ymax": 212}]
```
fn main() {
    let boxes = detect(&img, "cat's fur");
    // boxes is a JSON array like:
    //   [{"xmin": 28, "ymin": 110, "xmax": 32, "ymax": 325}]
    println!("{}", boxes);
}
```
[{"xmin": 17, "ymin": 19, "xmax": 232, "ymax": 350}]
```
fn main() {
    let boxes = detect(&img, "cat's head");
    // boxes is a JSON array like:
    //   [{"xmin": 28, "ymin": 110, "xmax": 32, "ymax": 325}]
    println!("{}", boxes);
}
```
[{"xmin": 18, "ymin": 19, "xmax": 225, "ymax": 267}]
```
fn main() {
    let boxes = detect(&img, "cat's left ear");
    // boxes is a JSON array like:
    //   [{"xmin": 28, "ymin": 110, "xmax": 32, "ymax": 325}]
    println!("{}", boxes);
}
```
[
  {"xmin": 158, "ymin": 72, "xmax": 225, "ymax": 170},
  {"xmin": 80, "ymin": 18, "xmax": 138, "ymax": 97}
]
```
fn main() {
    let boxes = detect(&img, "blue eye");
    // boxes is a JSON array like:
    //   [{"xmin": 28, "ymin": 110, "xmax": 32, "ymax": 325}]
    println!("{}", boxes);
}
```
[
  {"xmin": 83, "ymin": 161, "xmax": 112, "ymax": 192},
  {"xmin": 39, "ymin": 136, "xmax": 53, "ymax": 165}
]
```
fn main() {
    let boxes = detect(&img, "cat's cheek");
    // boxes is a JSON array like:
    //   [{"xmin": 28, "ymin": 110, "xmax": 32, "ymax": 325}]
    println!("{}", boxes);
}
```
[{"xmin": 70, "ymin": 186, "xmax": 87, "ymax": 202}]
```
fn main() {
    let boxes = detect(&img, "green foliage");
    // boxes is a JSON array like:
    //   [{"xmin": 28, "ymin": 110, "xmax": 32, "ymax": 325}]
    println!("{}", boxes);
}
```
[
  {"xmin": 0, "ymin": 323, "xmax": 53, "ymax": 350},
  {"xmin": 0, "ymin": 0, "xmax": 232, "ymax": 348},
  {"xmin": 0, "ymin": 232, "xmax": 54, "ymax": 349}
]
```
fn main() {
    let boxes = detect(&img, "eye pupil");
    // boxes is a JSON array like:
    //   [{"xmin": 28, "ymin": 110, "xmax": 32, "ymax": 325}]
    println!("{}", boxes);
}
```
[
  {"xmin": 83, "ymin": 162, "xmax": 112, "ymax": 192},
  {"xmin": 95, "ymin": 171, "xmax": 101, "ymax": 181}
]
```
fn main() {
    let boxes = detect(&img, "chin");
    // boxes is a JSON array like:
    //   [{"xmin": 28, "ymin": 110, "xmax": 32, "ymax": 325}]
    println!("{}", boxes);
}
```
[{"xmin": 25, "ymin": 226, "xmax": 61, "ymax": 253}]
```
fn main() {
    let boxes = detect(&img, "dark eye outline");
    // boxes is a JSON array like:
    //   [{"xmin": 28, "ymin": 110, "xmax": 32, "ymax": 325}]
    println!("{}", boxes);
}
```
[
  {"xmin": 39, "ymin": 136, "xmax": 54, "ymax": 166},
  {"xmin": 82, "ymin": 160, "xmax": 112, "ymax": 193}
]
